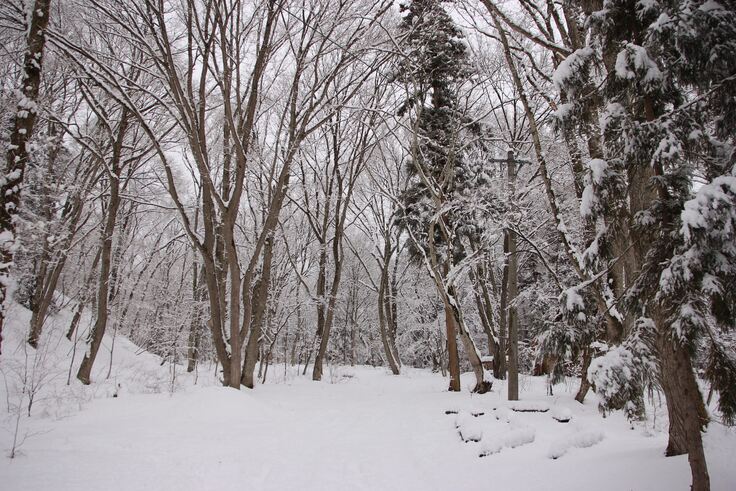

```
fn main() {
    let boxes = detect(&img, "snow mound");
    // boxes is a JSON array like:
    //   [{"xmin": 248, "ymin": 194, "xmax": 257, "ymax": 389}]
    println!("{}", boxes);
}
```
[
  {"xmin": 548, "ymin": 429, "xmax": 605, "ymax": 459},
  {"xmin": 479, "ymin": 437, "xmax": 503, "ymax": 456},
  {"xmin": 479, "ymin": 427, "xmax": 536, "ymax": 457},
  {"xmin": 504, "ymin": 427, "xmax": 536, "ymax": 448},
  {"xmin": 456, "ymin": 411, "xmax": 482, "ymax": 442},
  {"xmin": 551, "ymin": 406, "xmax": 573, "ymax": 423},
  {"xmin": 493, "ymin": 406, "xmax": 515, "ymax": 423},
  {"xmin": 509, "ymin": 400, "xmax": 550, "ymax": 412}
]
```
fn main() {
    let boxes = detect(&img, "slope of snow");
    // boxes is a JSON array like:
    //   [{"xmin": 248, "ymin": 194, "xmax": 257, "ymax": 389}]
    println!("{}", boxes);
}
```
[{"xmin": 1, "ymin": 304, "xmax": 736, "ymax": 490}]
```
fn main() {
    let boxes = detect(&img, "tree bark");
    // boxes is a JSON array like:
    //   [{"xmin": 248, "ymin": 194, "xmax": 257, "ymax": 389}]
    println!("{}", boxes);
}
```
[
  {"xmin": 470, "ymin": 265, "xmax": 501, "ymax": 377},
  {"xmin": 444, "ymin": 298, "xmax": 461, "ymax": 392},
  {"xmin": 28, "ymin": 189, "xmax": 87, "ymax": 348},
  {"xmin": 575, "ymin": 348, "xmax": 592, "ymax": 403},
  {"xmin": 242, "ymin": 237, "xmax": 274, "ymax": 388},
  {"xmin": 378, "ymin": 252, "xmax": 401, "ymax": 375},
  {"xmin": 77, "ymin": 111, "xmax": 129, "ymax": 385},
  {"xmin": 187, "ymin": 265, "xmax": 205, "ymax": 373},
  {"xmin": 0, "ymin": 0, "xmax": 53, "ymax": 355},
  {"xmin": 656, "ymin": 327, "xmax": 710, "ymax": 491},
  {"xmin": 312, "ymin": 253, "xmax": 345, "ymax": 381}
]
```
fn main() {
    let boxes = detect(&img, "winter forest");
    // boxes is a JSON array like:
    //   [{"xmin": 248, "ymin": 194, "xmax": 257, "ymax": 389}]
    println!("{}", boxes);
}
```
[{"xmin": 1, "ymin": 0, "xmax": 735, "ymax": 489}]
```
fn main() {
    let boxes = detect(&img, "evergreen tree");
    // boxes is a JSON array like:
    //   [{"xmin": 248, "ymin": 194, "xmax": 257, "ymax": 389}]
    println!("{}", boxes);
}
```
[
  {"xmin": 395, "ymin": 0, "xmax": 492, "ymax": 393},
  {"xmin": 396, "ymin": 0, "xmax": 473, "ymax": 260},
  {"xmin": 554, "ymin": 1, "xmax": 736, "ymax": 488}
]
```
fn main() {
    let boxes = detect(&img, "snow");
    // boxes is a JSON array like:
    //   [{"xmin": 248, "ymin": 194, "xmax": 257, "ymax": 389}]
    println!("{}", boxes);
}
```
[
  {"xmin": 509, "ymin": 400, "xmax": 550, "ymax": 413},
  {"xmin": 580, "ymin": 184, "xmax": 597, "ymax": 217},
  {"xmin": 2, "ymin": 304, "xmax": 736, "ymax": 490},
  {"xmin": 588, "ymin": 159, "xmax": 608, "ymax": 185},
  {"xmin": 699, "ymin": 0, "xmax": 724, "ymax": 12},
  {"xmin": 600, "ymin": 102, "xmax": 625, "ymax": 132},
  {"xmin": 554, "ymin": 102, "xmax": 574, "ymax": 121},
  {"xmin": 563, "ymin": 287, "xmax": 585, "ymax": 313},
  {"xmin": 548, "ymin": 428, "xmax": 605, "ymax": 459},
  {"xmin": 551, "ymin": 406, "xmax": 573, "ymax": 423},
  {"xmin": 0, "ymin": 230, "xmax": 15, "ymax": 245},
  {"xmin": 680, "ymin": 176, "xmax": 736, "ymax": 243},
  {"xmin": 587, "ymin": 346, "xmax": 635, "ymax": 401},
  {"xmin": 579, "ymin": 158, "xmax": 609, "ymax": 218},
  {"xmin": 456, "ymin": 411, "xmax": 483, "ymax": 442},
  {"xmin": 636, "ymin": 0, "xmax": 658, "ymax": 13},
  {"xmin": 480, "ymin": 427, "xmax": 536, "ymax": 457},
  {"xmin": 552, "ymin": 47, "xmax": 594, "ymax": 92},
  {"xmin": 614, "ymin": 43, "xmax": 662, "ymax": 83}
]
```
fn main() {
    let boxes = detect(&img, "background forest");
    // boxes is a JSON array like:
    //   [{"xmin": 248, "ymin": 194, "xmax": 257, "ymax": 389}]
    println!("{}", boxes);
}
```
[{"xmin": 1, "ymin": 1, "xmax": 735, "ymax": 490}]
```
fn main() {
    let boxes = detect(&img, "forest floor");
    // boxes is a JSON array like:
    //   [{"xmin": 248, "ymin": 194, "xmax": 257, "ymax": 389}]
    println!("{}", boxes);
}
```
[{"xmin": 1, "ymin": 303, "xmax": 736, "ymax": 490}]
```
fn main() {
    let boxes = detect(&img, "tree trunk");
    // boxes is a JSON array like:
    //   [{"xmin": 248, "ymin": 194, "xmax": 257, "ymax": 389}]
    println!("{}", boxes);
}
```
[
  {"xmin": 470, "ymin": 266, "xmax": 500, "ymax": 376},
  {"xmin": 312, "ymin": 267, "xmax": 343, "ymax": 381},
  {"xmin": 378, "ymin": 258, "xmax": 400, "ymax": 375},
  {"xmin": 313, "ymin": 169, "xmax": 352, "ymax": 380},
  {"xmin": 656, "ymin": 326, "xmax": 710, "ymax": 491},
  {"xmin": 223, "ymin": 217, "xmax": 242, "ymax": 389},
  {"xmin": 311, "ymin": 239, "xmax": 329, "ymax": 380},
  {"xmin": 449, "ymin": 283, "xmax": 491, "ymax": 394},
  {"xmin": 387, "ymin": 261, "xmax": 402, "ymax": 368},
  {"xmin": 242, "ymin": 238, "xmax": 274, "ymax": 388},
  {"xmin": 187, "ymin": 265, "xmax": 205, "ymax": 373},
  {"xmin": 0, "ymin": 0, "xmax": 52, "ymax": 355},
  {"xmin": 444, "ymin": 300, "xmax": 461, "ymax": 392},
  {"xmin": 28, "ymin": 187, "xmax": 53, "ymax": 348},
  {"xmin": 28, "ymin": 193, "xmax": 86, "ymax": 348},
  {"xmin": 77, "ymin": 111, "xmax": 129, "ymax": 385},
  {"xmin": 575, "ymin": 348, "xmax": 592, "ymax": 403}
]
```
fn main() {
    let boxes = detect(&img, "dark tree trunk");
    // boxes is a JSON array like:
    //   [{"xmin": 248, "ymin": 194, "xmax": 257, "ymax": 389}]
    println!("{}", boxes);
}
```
[
  {"xmin": 28, "ymin": 191, "xmax": 86, "ymax": 348},
  {"xmin": 656, "ymin": 327, "xmax": 710, "ymax": 491},
  {"xmin": 187, "ymin": 265, "xmax": 205, "ymax": 373},
  {"xmin": 242, "ymin": 238, "xmax": 274, "ymax": 388},
  {"xmin": 445, "ymin": 300, "xmax": 461, "ymax": 392},
  {"xmin": 575, "ymin": 348, "xmax": 592, "ymax": 403},
  {"xmin": 77, "ymin": 111, "xmax": 129, "ymax": 384},
  {"xmin": 377, "ymin": 243, "xmax": 400, "ymax": 375},
  {"xmin": 378, "ymin": 260, "xmax": 401, "ymax": 375},
  {"xmin": 0, "ymin": 0, "xmax": 52, "ymax": 355}
]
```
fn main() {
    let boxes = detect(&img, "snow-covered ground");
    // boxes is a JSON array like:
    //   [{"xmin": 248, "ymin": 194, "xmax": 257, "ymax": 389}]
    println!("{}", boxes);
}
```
[{"xmin": 1, "ymin": 304, "xmax": 735, "ymax": 490}]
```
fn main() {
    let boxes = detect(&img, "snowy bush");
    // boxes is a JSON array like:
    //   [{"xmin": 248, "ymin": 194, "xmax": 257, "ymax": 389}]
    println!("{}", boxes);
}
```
[{"xmin": 587, "ymin": 320, "xmax": 655, "ymax": 420}]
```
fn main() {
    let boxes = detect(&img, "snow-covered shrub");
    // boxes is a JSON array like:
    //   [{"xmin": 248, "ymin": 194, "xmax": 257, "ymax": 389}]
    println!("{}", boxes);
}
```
[
  {"xmin": 704, "ymin": 335, "xmax": 736, "ymax": 426},
  {"xmin": 587, "ymin": 319, "xmax": 656, "ymax": 420}
]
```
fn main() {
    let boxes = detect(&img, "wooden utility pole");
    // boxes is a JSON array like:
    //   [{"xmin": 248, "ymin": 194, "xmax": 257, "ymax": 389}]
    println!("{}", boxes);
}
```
[
  {"xmin": 505, "ymin": 150, "xmax": 520, "ymax": 401},
  {"xmin": 490, "ymin": 149, "xmax": 528, "ymax": 401}
]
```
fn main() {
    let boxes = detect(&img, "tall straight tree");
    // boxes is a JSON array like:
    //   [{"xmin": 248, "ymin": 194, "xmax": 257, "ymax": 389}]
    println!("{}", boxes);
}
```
[
  {"xmin": 396, "ymin": 0, "xmax": 490, "ymax": 393},
  {"xmin": 0, "ymin": 0, "xmax": 52, "ymax": 355}
]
